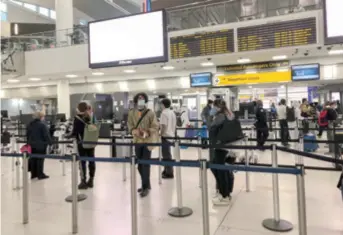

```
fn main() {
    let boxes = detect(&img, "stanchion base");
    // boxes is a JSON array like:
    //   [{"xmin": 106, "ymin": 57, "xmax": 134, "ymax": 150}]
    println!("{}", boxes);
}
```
[
  {"xmin": 168, "ymin": 207, "xmax": 193, "ymax": 217},
  {"xmin": 262, "ymin": 218, "xmax": 293, "ymax": 232},
  {"xmin": 65, "ymin": 194, "xmax": 88, "ymax": 202}
]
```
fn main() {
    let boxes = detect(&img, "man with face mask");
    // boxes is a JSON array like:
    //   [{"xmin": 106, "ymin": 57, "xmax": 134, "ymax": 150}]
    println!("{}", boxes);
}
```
[{"xmin": 128, "ymin": 93, "xmax": 159, "ymax": 197}]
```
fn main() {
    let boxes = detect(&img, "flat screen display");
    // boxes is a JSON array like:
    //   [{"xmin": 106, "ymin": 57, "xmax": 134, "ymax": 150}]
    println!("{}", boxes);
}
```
[
  {"xmin": 291, "ymin": 64, "xmax": 320, "ymax": 81},
  {"xmin": 323, "ymin": 0, "xmax": 343, "ymax": 45},
  {"xmin": 190, "ymin": 73, "xmax": 212, "ymax": 87},
  {"xmin": 88, "ymin": 10, "xmax": 168, "ymax": 69}
]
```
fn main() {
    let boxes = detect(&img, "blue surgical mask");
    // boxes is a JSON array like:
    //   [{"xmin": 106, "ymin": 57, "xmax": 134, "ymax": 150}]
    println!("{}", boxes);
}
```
[{"xmin": 210, "ymin": 108, "xmax": 217, "ymax": 116}]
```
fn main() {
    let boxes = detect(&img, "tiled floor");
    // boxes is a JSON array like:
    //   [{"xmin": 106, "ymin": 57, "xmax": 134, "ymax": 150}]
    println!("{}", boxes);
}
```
[{"xmin": 1, "ymin": 138, "xmax": 342, "ymax": 235}]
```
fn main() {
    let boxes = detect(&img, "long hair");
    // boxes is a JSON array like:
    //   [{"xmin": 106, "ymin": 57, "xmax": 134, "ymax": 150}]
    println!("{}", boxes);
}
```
[{"xmin": 213, "ymin": 99, "xmax": 233, "ymax": 118}]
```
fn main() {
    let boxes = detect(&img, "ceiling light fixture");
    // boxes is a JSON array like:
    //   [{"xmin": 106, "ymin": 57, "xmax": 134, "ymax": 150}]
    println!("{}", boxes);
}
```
[
  {"xmin": 65, "ymin": 74, "xmax": 78, "ymax": 78},
  {"xmin": 162, "ymin": 65, "xmax": 174, "ymax": 70},
  {"xmin": 123, "ymin": 69, "xmax": 136, "ymax": 73},
  {"xmin": 92, "ymin": 72, "xmax": 104, "ymax": 76},
  {"xmin": 29, "ymin": 77, "xmax": 41, "ymax": 81},
  {"xmin": 7, "ymin": 79, "xmax": 20, "ymax": 83},
  {"xmin": 245, "ymin": 70, "xmax": 257, "ymax": 74},
  {"xmin": 328, "ymin": 49, "xmax": 343, "ymax": 55},
  {"xmin": 272, "ymin": 55, "xmax": 287, "ymax": 60},
  {"xmin": 276, "ymin": 68, "xmax": 289, "ymax": 72},
  {"xmin": 280, "ymin": 85, "xmax": 285, "ymax": 89},
  {"xmin": 201, "ymin": 61, "xmax": 214, "ymax": 67},
  {"xmin": 237, "ymin": 58, "xmax": 251, "ymax": 63}
]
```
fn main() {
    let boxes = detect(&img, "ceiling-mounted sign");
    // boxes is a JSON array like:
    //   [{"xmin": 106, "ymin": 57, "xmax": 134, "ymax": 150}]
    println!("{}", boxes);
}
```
[
  {"xmin": 170, "ymin": 29, "xmax": 234, "ymax": 59},
  {"xmin": 291, "ymin": 63, "xmax": 320, "ymax": 81},
  {"xmin": 323, "ymin": 0, "xmax": 343, "ymax": 45},
  {"xmin": 237, "ymin": 17, "xmax": 317, "ymax": 52},
  {"xmin": 190, "ymin": 72, "xmax": 212, "ymax": 87},
  {"xmin": 213, "ymin": 71, "xmax": 291, "ymax": 86},
  {"xmin": 217, "ymin": 60, "xmax": 289, "ymax": 73}
]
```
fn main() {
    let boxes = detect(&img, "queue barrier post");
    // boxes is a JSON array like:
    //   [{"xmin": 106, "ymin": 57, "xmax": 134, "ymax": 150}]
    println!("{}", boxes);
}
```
[
  {"xmin": 262, "ymin": 144, "xmax": 293, "ymax": 232},
  {"xmin": 22, "ymin": 151, "xmax": 29, "ymax": 224},
  {"xmin": 130, "ymin": 156, "xmax": 138, "ymax": 235},
  {"xmin": 158, "ymin": 142, "xmax": 162, "ymax": 185},
  {"xmin": 61, "ymin": 135, "xmax": 66, "ymax": 176},
  {"xmin": 244, "ymin": 136, "xmax": 251, "ymax": 192},
  {"xmin": 168, "ymin": 140, "xmax": 193, "ymax": 217},
  {"xmin": 297, "ymin": 138, "xmax": 304, "ymax": 165},
  {"xmin": 14, "ymin": 155, "xmax": 21, "ymax": 190},
  {"xmin": 122, "ymin": 135, "xmax": 127, "ymax": 182},
  {"xmin": 11, "ymin": 135, "xmax": 16, "ymax": 171},
  {"xmin": 200, "ymin": 159, "xmax": 210, "ymax": 235},
  {"xmin": 296, "ymin": 165, "xmax": 308, "ymax": 235},
  {"xmin": 71, "ymin": 150, "xmax": 78, "ymax": 234},
  {"xmin": 65, "ymin": 139, "xmax": 87, "ymax": 203},
  {"xmin": 198, "ymin": 136, "xmax": 202, "ymax": 188}
]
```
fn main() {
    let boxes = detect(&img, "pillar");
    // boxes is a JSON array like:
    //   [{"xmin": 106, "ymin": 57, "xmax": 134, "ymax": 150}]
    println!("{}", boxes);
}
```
[
  {"xmin": 55, "ymin": 0, "xmax": 73, "ymax": 46},
  {"xmin": 57, "ymin": 80, "xmax": 71, "ymax": 119},
  {"xmin": 285, "ymin": 84, "xmax": 289, "ymax": 105}
]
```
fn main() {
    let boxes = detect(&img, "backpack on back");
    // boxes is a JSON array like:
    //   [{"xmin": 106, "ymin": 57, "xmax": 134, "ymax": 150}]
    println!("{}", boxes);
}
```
[
  {"xmin": 286, "ymin": 107, "xmax": 296, "ymax": 122},
  {"xmin": 318, "ymin": 109, "xmax": 329, "ymax": 127},
  {"xmin": 75, "ymin": 116, "xmax": 100, "ymax": 149},
  {"xmin": 175, "ymin": 111, "xmax": 185, "ymax": 127}
]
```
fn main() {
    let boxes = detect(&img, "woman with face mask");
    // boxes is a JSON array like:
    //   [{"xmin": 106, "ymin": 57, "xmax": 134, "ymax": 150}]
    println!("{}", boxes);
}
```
[{"xmin": 127, "ymin": 92, "xmax": 159, "ymax": 197}]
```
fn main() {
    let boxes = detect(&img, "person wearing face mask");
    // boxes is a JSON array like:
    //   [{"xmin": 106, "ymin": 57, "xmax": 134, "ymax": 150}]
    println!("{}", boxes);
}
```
[
  {"xmin": 159, "ymin": 98, "xmax": 176, "ymax": 179},
  {"xmin": 128, "ymin": 93, "xmax": 159, "ymax": 197},
  {"xmin": 201, "ymin": 99, "xmax": 214, "ymax": 126}
]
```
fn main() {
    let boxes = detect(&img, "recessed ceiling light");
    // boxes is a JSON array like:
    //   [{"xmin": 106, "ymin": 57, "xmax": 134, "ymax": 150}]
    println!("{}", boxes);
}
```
[
  {"xmin": 201, "ymin": 61, "xmax": 214, "ymax": 67},
  {"xmin": 29, "ymin": 77, "xmax": 41, "ymax": 81},
  {"xmin": 276, "ymin": 68, "xmax": 289, "ymax": 72},
  {"xmin": 248, "ymin": 86, "xmax": 252, "ymax": 88},
  {"xmin": 65, "ymin": 74, "xmax": 78, "ymax": 78},
  {"xmin": 7, "ymin": 79, "xmax": 20, "ymax": 83},
  {"xmin": 237, "ymin": 58, "xmax": 251, "ymax": 63},
  {"xmin": 123, "ymin": 69, "xmax": 136, "ymax": 73},
  {"xmin": 92, "ymin": 72, "xmax": 104, "ymax": 76},
  {"xmin": 246, "ymin": 70, "xmax": 257, "ymax": 74},
  {"xmin": 328, "ymin": 49, "xmax": 343, "ymax": 55},
  {"xmin": 162, "ymin": 65, "xmax": 174, "ymax": 70},
  {"xmin": 280, "ymin": 85, "xmax": 285, "ymax": 89},
  {"xmin": 272, "ymin": 55, "xmax": 287, "ymax": 60}
]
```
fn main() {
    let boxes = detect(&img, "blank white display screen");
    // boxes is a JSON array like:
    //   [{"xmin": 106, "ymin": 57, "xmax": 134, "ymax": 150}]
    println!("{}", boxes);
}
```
[
  {"xmin": 88, "ymin": 10, "xmax": 167, "ymax": 68},
  {"xmin": 324, "ymin": 0, "xmax": 343, "ymax": 44}
]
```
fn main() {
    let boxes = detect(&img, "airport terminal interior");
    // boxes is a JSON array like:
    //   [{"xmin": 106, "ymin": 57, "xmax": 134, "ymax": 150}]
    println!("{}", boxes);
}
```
[{"xmin": 1, "ymin": 0, "xmax": 343, "ymax": 234}]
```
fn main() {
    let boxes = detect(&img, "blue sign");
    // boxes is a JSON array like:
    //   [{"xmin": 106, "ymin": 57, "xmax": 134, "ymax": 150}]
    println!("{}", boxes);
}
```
[
  {"xmin": 308, "ymin": 86, "xmax": 319, "ymax": 103},
  {"xmin": 190, "ymin": 73, "xmax": 212, "ymax": 87},
  {"xmin": 291, "ymin": 64, "xmax": 320, "ymax": 81}
]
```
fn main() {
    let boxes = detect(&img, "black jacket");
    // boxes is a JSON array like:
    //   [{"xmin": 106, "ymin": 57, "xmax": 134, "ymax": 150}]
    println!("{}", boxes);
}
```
[
  {"xmin": 255, "ymin": 107, "xmax": 268, "ymax": 128},
  {"xmin": 26, "ymin": 119, "xmax": 52, "ymax": 152}
]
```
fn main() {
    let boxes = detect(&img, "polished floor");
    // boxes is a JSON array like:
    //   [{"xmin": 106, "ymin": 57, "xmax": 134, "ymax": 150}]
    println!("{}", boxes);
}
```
[{"xmin": 1, "ymin": 135, "xmax": 343, "ymax": 235}]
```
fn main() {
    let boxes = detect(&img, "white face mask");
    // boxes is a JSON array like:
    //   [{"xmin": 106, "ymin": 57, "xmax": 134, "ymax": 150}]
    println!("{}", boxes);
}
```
[{"xmin": 137, "ymin": 100, "xmax": 146, "ymax": 110}]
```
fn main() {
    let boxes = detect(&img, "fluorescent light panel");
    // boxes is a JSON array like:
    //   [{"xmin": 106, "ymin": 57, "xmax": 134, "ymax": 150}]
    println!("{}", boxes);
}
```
[
  {"xmin": 65, "ymin": 74, "xmax": 78, "ymax": 78},
  {"xmin": 237, "ymin": 58, "xmax": 251, "ymax": 63},
  {"xmin": 7, "ymin": 79, "xmax": 19, "ymax": 83},
  {"xmin": 328, "ymin": 49, "xmax": 343, "ymax": 55},
  {"xmin": 162, "ymin": 65, "xmax": 174, "ymax": 70},
  {"xmin": 29, "ymin": 77, "xmax": 41, "ymax": 81},
  {"xmin": 272, "ymin": 55, "xmax": 287, "ymax": 60},
  {"xmin": 201, "ymin": 61, "xmax": 214, "ymax": 67},
  {"xmin": 92, "ymin": 72, "xmax": 104, "ymax": 76},
  {"xmin": 123, "ymin": 69, "xmax": 136, "ymax": 73}
]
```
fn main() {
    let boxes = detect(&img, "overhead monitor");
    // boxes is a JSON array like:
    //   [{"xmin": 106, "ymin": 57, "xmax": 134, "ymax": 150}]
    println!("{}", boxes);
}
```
[
  {"xmin": 190, "ymin": 72, "xmax": 212, "ymax": 87},
  {"xmin": 291, "ymin": 64, "xmax": 320, "ymax": 81},
  {"xmin": 88, "ymin": 10, "xmax": 168, "ymax": 69},
  {"xmin": 323, "ymin": 0, "xmax": 343, "ymax": 45}
]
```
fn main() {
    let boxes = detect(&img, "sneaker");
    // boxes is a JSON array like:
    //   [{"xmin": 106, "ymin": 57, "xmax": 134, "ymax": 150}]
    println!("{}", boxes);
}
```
[
  {"xmin": 78, "ymin": 181, "xmax": 88, "ymax": 190},
  {"xmin": 139, "ymin": 188, "xmax": 150, "ymax": 198},
  {"xmin": 137, "ymin": 187, "xmax": 151, "ymax": 193},
  {"xmin": 212, "ymin": 195, "xmax": 231, "ymax": 206},
  {"xmin": 38, "ymin": 174, "xmax": 49, "ymax": 180},
  {"xmin": 87, "ymin": 178, "xmax": 94, "ymax": 188}
]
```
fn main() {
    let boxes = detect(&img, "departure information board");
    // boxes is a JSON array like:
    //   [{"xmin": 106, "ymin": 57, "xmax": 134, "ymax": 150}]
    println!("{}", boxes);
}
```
[
  {"xmin": 170, "ymin": 29, "xmax": 234, "ymax": 59},
  {"xmin": 237, "ymin": 18, "xmax": 317, "ymax": 52}
]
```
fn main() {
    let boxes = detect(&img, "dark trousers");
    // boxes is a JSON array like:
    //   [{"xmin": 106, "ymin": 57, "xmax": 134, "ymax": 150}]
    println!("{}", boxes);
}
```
[
  {"xmin": 30, "ymin": 148, "xmax": 47, "ymax": 178},
  {"xmin": 78, "ymin": 145, "xmax": 95, "ymax": 181},
  {"xmin": 279, "ymin": 119, "xmax": 289, "ymax": 145},
  {"xmin": 135, "ymin": 145, "xmax": 151, "ymax": 189},
  {"xmin": 162, "ymin": 138, "xmax": 173, "ymax": 176},
  {"xmin": 318, "ymin": 125, "xmax": 327, "ymax": 136},
  {"xmin": 256, "ymin": 127, "xmax": 269, "ymax": 147},
  {"xmin": 211, "ymin": 149, "xmax": 234, "ymax": 198}
]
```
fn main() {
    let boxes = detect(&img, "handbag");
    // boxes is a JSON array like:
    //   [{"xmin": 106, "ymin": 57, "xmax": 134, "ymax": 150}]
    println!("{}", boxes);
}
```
[
  {"xmin": 215, "ymin": 117, "xmax": 244, "ymax": 144},
  {"xmin": 20, "ymin": 144, "xmax": 32, "ymax": 154}
]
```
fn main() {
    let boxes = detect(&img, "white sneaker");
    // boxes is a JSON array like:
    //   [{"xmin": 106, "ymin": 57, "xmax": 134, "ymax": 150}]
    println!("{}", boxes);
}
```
[{"xmin": 212, "ymin": 195, "xmax": 231, "ymax": 206}]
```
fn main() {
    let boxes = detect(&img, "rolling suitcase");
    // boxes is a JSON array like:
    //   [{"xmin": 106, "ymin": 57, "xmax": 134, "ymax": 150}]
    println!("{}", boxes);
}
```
[{"xmin": 303, "ymin": 133, "xmax": 318, "ymax": 152}]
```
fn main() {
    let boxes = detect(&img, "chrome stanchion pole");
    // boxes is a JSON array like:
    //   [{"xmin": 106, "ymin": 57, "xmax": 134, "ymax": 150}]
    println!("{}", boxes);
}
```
[
  {"xmin": 198, "ymin": 136, "xmax": 202, "ymax": 188},
  {"xmin": 22, "ymin": 151, "xmax": 29, "ymax": 224},
  {"xmin": 71, "ymin": 149, "xmax": 78, "ymax": 234},
  {"xmin": 122, "ymin": 135, "xmax": 127, "ymax": 182},
  {"xmin": 262, "ymin": 144, "xmax": 293, "ymax": 232},
  {"xmin": 11, "ymin": 135, "xmax": 16, "ymax": 171},
  {"xmin": 244, "ymin": 136, "xmax": 250, "ymax": 192},
  {"xmin": 297, "ymin": 138, "xmax": 304, "ymax": 165},
  {"xmin": 296, "ymin": 165, "xmax": 307, "ymax": 235},
  {"xmin": 200, "ymin": 159, "xmax": 210, "ymax": 235},
  {"xmin": 158, "ymin": 142, "xmax": 162, "ymax": 185},
  {"xmin": 130, "ymin": 156, "xmax": 138, "ymax": 235},
  {"xmin": 14, "ymin": 155, "xmax": 21, "ymax": 190},
  {"xmin": 61, "ymin": 135, "xmax": 66, "ymax": 176},
  {"xmin": 168, "ymin": 140, "xmax": 193, "ymax": 217}
]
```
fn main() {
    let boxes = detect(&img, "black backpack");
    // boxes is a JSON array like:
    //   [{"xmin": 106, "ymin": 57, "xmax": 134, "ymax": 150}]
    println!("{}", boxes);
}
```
[
  {"xmin": 210, "ymin": 116, "xmax": 244, "ymax": 144},
  {"xmin": 175, "ymin": 111, "xmax": 185, "ymax": 127},
  {"xmin": 286, "ymin": 107, "xmax": 296, "ymax": 122}
]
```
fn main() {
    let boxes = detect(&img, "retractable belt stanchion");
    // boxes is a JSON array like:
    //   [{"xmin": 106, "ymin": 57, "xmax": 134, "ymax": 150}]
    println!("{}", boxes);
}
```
[
  {"xmin": 262, "ymin": 144, "xmax": 293, "ymax": 232},
  {"xmin": 158, "ymin": 142, "xmax": 162, "ymax": 185},
  {"xmin": 122, "ymin": 135, "xmax": 127, "ymax": 182},
  {"xmin": 130, "ymin": 156, "xmax": 138, "ymax": 235},
  {"xmin": 71, "ymin": 144, "xmax": 78, "ymax": 234},
  {"xmin": 14, "ymin": 147, "xmax": 21, "ymax": 190},
  {"xmin": 22, "ymin": 151, "xmax": 29, "ymax": 224},
  {"xmin": 11, "ymin": 135, "xmax": 16, "ymax": 171},
  {"xmin": 297, "ymin": 138, "xmax": 304, "ymax": 165},
  {"xmin": 168, "ymin": 140, "xmax": 193, "ymax": 217},
  {"xmin": 65, "ymin": 139, "xmax": 87, "ymax": 203},
  {"xmin": 61, "ymin": 135, "xmax": 66, "ymax": 176},
  {"xmin": 296, "ymin": 165, "xmax": 308, "ymax": 235},
  {"xmin": 244, "ymin": 136, "xmax": 251, "ymax": 192},
  {"xmin": 200, "ymin": 159, "xmax": 210, "ymax": 235},
  {"xmin": 198, "ymin": 136, "xmax": 202, "ymax": 188}
]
